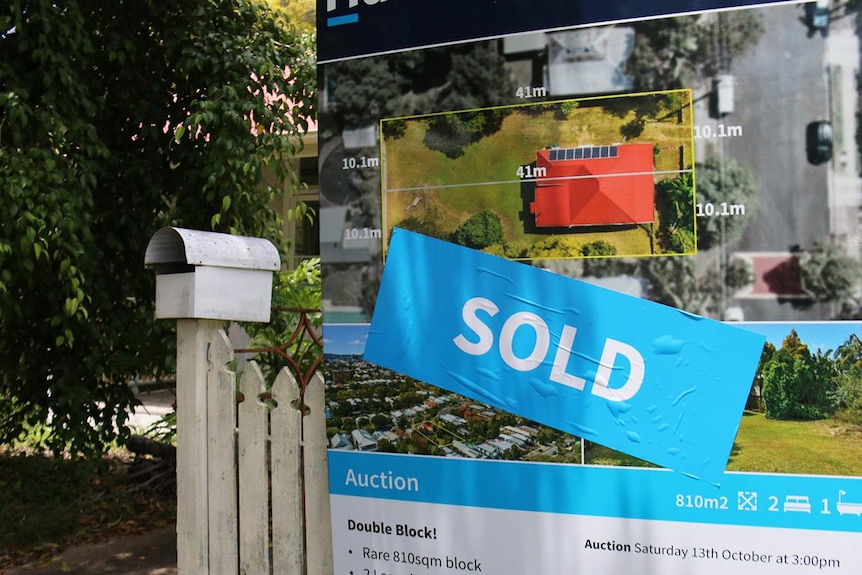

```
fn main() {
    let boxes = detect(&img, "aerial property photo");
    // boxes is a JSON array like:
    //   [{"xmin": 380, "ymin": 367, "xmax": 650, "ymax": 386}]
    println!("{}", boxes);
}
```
[
  {"xmin": 531, "ymin": 142, "xmax": 656, "ymax": 229},
  {"xmin": 380, "ymin": 90, "xmax": 695, "ymax": 261}
]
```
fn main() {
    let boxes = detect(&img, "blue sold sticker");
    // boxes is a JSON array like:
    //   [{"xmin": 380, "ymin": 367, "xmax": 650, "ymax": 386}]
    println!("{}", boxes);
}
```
[{"xmin": 364, "ymin": 229, "xmax": 765, "ymax": 483}]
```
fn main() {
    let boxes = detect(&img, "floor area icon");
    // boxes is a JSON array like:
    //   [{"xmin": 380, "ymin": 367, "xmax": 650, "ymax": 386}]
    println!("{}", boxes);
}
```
[{"xmin": 738, "ymin": 491, "xmax": 758, "ymax": 511}]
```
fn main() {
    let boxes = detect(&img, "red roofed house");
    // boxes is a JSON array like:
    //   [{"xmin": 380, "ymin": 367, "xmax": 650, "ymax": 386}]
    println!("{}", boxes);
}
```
[{"xmin": 530, "ymin": 143, "xmax": 655, "ymax": 228}]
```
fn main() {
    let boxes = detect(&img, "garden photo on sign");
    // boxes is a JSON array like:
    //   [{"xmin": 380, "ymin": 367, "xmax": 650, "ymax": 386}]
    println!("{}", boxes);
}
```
[{"xmin": 323, "ymin": 321, "xmax": 862, "ymax": 478}]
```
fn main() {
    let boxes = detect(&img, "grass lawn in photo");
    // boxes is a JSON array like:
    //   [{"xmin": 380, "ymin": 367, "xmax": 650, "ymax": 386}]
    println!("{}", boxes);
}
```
[
  {"xmin": 381, "ymin": 90, "xmax": 694, "ymax": 261},
  {"xmin": 584, "ymin": 411, "xmax": 862, "ymax": 477},
  {"xmin": 727, "ymin": 411, "xmax": 862, "ymax": 476}
]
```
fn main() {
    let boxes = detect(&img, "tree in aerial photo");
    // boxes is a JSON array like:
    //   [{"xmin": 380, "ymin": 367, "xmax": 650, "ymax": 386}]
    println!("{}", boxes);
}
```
[
  {"xmin": 695, "ymin": 156, "xmax": 759, "ymax": 252},
  {"xmin": 626, "ymin": 11, "xmax": 764, "ymax": 90},
  {"xmin": 800, "ymin": 240, "xmax": 862, "ymax": 305}
]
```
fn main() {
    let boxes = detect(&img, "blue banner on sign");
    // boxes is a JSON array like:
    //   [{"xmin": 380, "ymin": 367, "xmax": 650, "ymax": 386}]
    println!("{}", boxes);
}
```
[
  {"xmin": 318, "ymin": 0, "xmax": 791, "ymax": 62},
  {"xmin": 364, "ymin": 229, "xmax": 766, "ymax": 483},
  {"xmin": 328, "ymin": 451, "xmax": 862, "ymax": 533}
]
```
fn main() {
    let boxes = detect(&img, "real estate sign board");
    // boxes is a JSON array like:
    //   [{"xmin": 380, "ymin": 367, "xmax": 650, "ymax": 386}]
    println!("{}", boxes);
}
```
[{"xmin": 317, "ymin": 1, "xmax": 862, "ymax": 572}]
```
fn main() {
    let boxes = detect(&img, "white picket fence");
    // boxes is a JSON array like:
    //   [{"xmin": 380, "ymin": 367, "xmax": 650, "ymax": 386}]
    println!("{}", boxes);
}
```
[{"xmin": 175, "ymin": 320, "xmax": 332, "ymax": 575}]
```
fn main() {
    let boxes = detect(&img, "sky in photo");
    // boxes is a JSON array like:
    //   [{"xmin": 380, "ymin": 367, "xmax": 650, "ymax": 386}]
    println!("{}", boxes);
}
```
[
  {"xmin": 323, "ymin": 323, "xmax": 370, "ymax": 356},
  {"xmin": 739, "ymin": 321, "xmax": 862, "ymax": 354}
]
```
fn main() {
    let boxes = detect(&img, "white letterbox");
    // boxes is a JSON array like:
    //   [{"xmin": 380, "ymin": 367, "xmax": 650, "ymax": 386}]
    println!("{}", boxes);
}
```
[{"xmin": 145, "ymin": 227, "xmax": 280, "ymax": 322}]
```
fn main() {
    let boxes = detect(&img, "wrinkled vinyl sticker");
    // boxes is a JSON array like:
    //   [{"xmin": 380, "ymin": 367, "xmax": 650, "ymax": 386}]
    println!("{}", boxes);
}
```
[{"xmin": 364, "ymin": 229, "xmax": 765, "ymax": 483}]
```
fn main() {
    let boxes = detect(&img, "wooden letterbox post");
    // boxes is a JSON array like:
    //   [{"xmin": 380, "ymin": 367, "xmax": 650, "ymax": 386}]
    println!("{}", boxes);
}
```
[{"xmin": 145, "ymin": 227, "xmax": 280, "ymax": 574}]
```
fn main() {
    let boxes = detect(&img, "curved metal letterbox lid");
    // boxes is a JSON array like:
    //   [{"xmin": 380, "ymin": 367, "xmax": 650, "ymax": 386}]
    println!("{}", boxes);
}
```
[{"xmin": 145, "ymin": 227, "xmax": 280, "ymax": 273}]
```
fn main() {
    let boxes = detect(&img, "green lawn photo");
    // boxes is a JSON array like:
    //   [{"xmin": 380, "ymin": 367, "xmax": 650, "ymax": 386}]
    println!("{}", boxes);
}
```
[
  {"xmin": 585, "ymin": 411, "xmax": 862, "ymax": 478},
  {"xmin": 381, "ymin": 90, "xmax": 695, "ymax": 260},
  {"xmin": 727, "ymin": 411, "xmax": 862, "ymax": 476}
]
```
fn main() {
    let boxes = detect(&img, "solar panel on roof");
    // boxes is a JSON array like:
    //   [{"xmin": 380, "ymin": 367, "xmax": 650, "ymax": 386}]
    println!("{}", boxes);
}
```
[{"xmin": 547, "ymin": 145, "xmax": 622, "ymax": 161}]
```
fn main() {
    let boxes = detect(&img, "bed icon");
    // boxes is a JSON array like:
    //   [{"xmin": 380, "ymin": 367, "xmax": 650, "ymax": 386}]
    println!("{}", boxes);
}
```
[{"xmin": 783, "ymin": 495, "xmax": 811, "ymax": 513}]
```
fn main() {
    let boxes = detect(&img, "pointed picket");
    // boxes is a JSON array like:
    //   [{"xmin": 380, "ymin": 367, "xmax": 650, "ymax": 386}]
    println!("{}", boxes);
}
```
[
  {"xmin": 270, "ymin": 367, "xmax": 303, "ymax": 575},
  {"xmin": 207, "ymin": 330, "xmax": 239, "ymax": 575},
  {"xmin": 177, "ymin": 321, "xmax": 330, "ymax": 575},
  {"xmin": 303, "ymin": 372, "xmax": 334, "ymax": 575},
  {"xmin": 238, "ymin": 361, "xmax": 271, "ymax": 575}
]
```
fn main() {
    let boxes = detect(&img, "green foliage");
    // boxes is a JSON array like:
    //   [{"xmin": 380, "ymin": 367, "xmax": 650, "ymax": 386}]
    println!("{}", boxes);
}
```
[
  {"xmin": 423, "ymin": 115, "xmax": 471, "ymax": 160},
  {"xmin": 725, "ymin": 258, "xmax": 754, "ymax": 290},
  {"xmin": 559, "ymin": 100, "xmax": 580, "ymax": 119},
  {"xmin": 243, "ymin": 258, "xmax": 322, "ymax": 383},
  {"xmin": 424, "ymin": 109, "xmax": 511, "ymax": 159},
  {"xmin": 580, "ymin": 240, "xmax": 617, "ymax": 258},
  {"xmin": 0, "ymin": 0, "xmax": 315, "ymax": 454},
  {"xmin": 657, "ymin": 172, "xmax": 694, "ymax": 225},
  {"xmin": 382, "ymin": 118, "xmax": 408, "ymax": 140},
  {"xmin": 656, "ymin": 171, "xmax": 695, "ymax": 253},
  {"xmin": 761, "ymin": 350, "xmax": 807, "ymax": 420},
  {"xmin": 668, "ymin": 228, "xmax": 695, "ymax": 253},
  {"xmin": 376, "ymin": 438, "xmax": 397, "ymax": 453},
  {"xmin": 394, "ymin": 215, "xmax": 446, "ymax": 240},
  {"xmin": 781, "ymin": 329, "xmax": 810, "ymax": 359},
  {"xmin": 370, "ymin": 414, "xmax": 392, "ymax": 431},
  {"xmin": 832, "ymin": 373, "xmax": 862, "ymax": 425},
  {"xmin": 142, "ymin": 411, "xmax": 178, "ymax": 445},
  {"xmin": 800, "ymin": 241, "xmax": 862, "ymax": 304},
  {"xmin": 274, "ymin": 257, "xmax": 322, "ymax": 310},
  {"xmin": 262, "ymin": 0, "xmax": 316, "ymax": 33},
  {"xmin": 453, "ymin": 211, "xmax": 504, "ymax": 250},
  {"xmin": 749, "ymin": 340, "xmax": 776, "ymax": 411},
  {"xmin": 523, "ymin": 236, "xmax": 582, "ymax": 259},
  {"xmin": 583, "ymin": 444, "xmax": 655, "ymax": 468},
  {"xmin": 484, "ymin": 241, "xmax": 529, "ymax": 259},
  {"xmin": 834, "ymin": 333, "xmax": 862, "ymax": 371},
  {"xmin": 757, "ymin": 330, "xmax": 862, "ymax": 423},
  {"xmin": 830, "ymin": 334, "xmax": 862, "ymax": 424},
  {"xmin": 762, "ymin": 342, "xmax": 836, "ymax": 421},
  {"xmin": 695, "ymin": 156, "xmax": 759, "ymax": 251}
]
